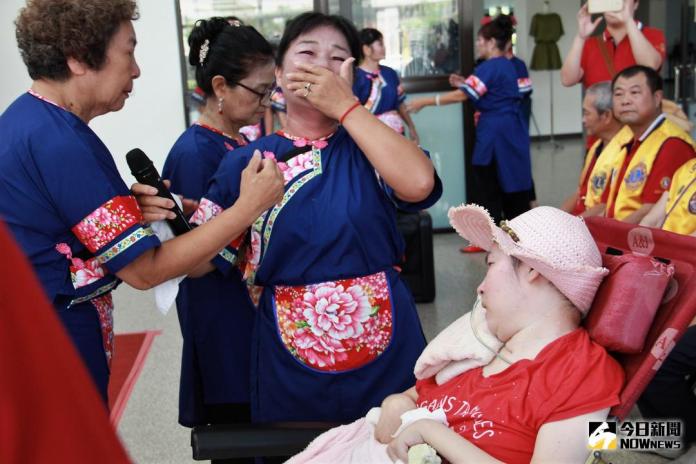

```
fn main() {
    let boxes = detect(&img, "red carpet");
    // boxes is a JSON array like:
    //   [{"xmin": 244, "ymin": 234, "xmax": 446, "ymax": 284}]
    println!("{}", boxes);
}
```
[{"xmin": 108, "ymin": 330, "xmax": 161, "ymax": 426}]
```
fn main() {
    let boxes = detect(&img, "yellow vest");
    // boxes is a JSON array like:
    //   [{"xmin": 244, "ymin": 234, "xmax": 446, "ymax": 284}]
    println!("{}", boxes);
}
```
[
  {"xmin": 584, "ymin": 125, "xmax": 634, "ymax": 209},
  {"xmin": 607, "ymin": 117, "xmax": 695, "ymax": 220},
  {"xmin": 663, "ymin": 159, "xmax": 696, "ymax": 235}
]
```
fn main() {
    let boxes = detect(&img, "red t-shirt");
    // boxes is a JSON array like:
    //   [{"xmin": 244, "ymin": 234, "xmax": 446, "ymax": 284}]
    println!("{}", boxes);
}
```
[
  {"xmin": 415, "ymin": 329, "xmax": 624, "ymax": 464},
  {"xmin": 606, "ymin": 136, "xmax": 695, "ymax": 216},
  {"xmin": 580, "ymin": 25, "xmax": 666, "ymax": 88}
]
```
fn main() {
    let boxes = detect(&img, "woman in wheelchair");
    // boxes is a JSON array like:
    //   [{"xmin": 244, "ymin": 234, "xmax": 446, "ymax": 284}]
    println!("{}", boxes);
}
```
[{"xmin": 378, "ymin": 205, "xmax": 625, "ymax": 463}]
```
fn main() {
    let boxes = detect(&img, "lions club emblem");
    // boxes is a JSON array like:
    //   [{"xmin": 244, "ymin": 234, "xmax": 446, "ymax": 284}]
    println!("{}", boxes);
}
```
[
  {"xmin": 625, "ymin": 162, "xmax": 647, "ymax": 191},
  {"xmin": 591, "ymin": 172, "xmax": 607, "ymax": 195}
]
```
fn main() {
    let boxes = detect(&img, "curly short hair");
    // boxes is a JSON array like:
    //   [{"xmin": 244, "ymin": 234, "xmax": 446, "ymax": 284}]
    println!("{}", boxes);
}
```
[{"xmin": 15, "ymin": 0, "xmax": 139, "ymax": 81}]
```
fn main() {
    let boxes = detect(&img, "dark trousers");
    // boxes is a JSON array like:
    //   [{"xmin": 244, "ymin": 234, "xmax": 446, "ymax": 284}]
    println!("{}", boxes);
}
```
[
  {"xmin": 471, "ymin": 163, "xmax": 531, "ymax": 224},
  {"xmin": 638, "ymin": 325, "xmax": 696, "ymax": 444},
  {"xmin": 56, "ymin": 302, "xmax": 109, "ymax": 405}
]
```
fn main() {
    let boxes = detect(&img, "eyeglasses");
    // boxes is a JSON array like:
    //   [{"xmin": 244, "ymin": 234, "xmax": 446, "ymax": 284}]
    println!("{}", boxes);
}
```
[{"xmin": 235, "ymin": 82, "xmax": 275, "ymax": 104}]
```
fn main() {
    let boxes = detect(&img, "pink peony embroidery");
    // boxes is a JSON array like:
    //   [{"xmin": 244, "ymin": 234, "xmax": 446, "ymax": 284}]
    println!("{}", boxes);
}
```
[
  {"xmin": 278, "ymin": 130, "xmax": 331, "ymax": 149},
  {"xmin": 190, "ymin": 198, "xmax": 223, "ymax": 225},
  {"xmin": 56, "ymin": 242, "xmax": 108, "ymax": 289},
  {"xmin": 91, "ymin": 294, "xmax": 115, "ymax": 366},
  {"xmin": 72, "ymin": 196, "xmax": 141, "ymax": 253},
  {"xmin": 277, "ymin": 152, "xmax": 315, "ymax": 183},
  {"xmin": 377, "ymin": 112, "xmax": 405, "ymax": 134},
  {"xmin": 55, "ymin": 242, "xmax": 72, "ymax": 258},
  {"xmin": 293, "ymin": 327, "xmax": 348, "ymax": 368},
  {"xmin": 73, "ymin": 259, "xmax": 106, "ymax": 287},
  {"xmin": 249, "ymin": 229, "xmax": 262, "ymax": 266},
  {"xmin": 240, "ymin": 123, "xmax": 262, "ymax": 142},
  {"xmin": 292, "ymin": 138, "xmax": 309, "ymax": 148},
  {"xmin": 274, "ymin": 272, "xmax": 393, "ymax": 372},
  {"xmin": 302, "ymin": 283, "xmax": 371, "ymax": 340},
  {"xmin": 291, "ymin": 138, "xmax": 328, "ymax": 149}
]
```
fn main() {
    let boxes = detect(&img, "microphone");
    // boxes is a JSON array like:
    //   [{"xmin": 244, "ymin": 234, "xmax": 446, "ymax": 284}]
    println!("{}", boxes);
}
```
[{"xmin": 126, "ymin": 148, "xmax": 192, "ymax": 236}]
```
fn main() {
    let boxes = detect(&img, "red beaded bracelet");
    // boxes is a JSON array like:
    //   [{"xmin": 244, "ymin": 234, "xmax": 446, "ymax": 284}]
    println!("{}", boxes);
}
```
[{"xmin": 339, "ymin": 101, "xmax": 361, "ymax": 125}]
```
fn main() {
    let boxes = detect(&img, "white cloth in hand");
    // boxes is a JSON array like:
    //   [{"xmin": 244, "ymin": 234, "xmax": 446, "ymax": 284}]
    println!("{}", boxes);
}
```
[{"xmin": 151, "ymin": 195, "xmax": 186, "ymax": 315}]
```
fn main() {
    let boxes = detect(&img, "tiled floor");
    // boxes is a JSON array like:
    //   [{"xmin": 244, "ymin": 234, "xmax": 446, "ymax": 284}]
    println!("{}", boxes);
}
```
[{"xmin": 113, "ymin": 138, "xmax": 675, "ymax": 463}]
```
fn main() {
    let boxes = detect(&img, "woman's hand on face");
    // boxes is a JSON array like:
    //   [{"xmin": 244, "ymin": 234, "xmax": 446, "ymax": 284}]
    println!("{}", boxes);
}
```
[
  {"xmin": 285, "ymin": 58, "xmax": 358, "ymax": 121},
  {"xmin": 386, "ymin": 421, "xmax": 428, "ymax": 463},
  {"xmin": 237, "ymin": 150, "xmax": 285, "ymax": 217}
]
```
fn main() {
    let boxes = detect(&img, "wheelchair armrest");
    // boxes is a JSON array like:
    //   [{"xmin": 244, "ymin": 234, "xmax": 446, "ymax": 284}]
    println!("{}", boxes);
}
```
[{"xmin": 191, "ymin": 421, "xmax": 338, "ymax": 460}]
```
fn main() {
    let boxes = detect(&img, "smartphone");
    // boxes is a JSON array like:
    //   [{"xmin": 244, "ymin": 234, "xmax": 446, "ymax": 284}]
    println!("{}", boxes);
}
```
[{"xmin": 587, "ymin": 0, "xmax": 623, "ymax": 14}]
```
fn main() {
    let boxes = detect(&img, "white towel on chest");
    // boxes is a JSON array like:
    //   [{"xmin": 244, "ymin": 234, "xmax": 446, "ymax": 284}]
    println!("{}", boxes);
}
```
[{"xmin": 414, "ymin": 297, "xmax": 503, "ymax": 385}]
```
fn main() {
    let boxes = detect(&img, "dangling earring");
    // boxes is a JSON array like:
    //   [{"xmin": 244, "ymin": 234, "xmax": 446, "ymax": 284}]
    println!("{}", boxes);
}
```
[{"xmin": 218, "ymin": 97, "xmax": 224, "ymax": 115}]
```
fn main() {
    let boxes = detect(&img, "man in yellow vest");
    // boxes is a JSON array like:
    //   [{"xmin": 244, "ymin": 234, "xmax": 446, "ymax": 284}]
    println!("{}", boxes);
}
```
[
  {"xmin": 640, "ymin": 158, "xmax": 696, "ymax": 235},
  {"xmin": 561, "ymin": 81, "xmax": 632, "ymax": 216},
  {"xmin": 606, "ymin": 65, "xmax": 695, "ymax": 223}
]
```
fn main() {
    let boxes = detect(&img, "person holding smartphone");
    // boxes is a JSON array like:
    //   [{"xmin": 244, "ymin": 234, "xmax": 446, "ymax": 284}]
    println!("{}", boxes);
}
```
[{"xmin": 561, "ymin": 0, "xmax": 665, "ymax": 89}]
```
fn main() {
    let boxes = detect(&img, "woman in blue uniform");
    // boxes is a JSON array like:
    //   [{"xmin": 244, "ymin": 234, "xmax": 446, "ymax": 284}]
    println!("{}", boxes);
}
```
[
  {"xmin": 0, "ymin": 0, "xmax": 283, "ymax": 403},
  {"xmin": 161, "ymin": 18, "xmax": 275, "ymax": 427},
  {"xmin": 507, "ymin": 46, "xmax": 533, "ymax": 130},
  {"xmin": 407, "ymin": 15, "xmax": 532, "ymax": 224},
  {"xmin": 190, "ymin": 12, "xmax": 441, "ymax": 423},
  {"xmin": 353, "ymin": 28, "xmax": 419, "ymax": 144}
]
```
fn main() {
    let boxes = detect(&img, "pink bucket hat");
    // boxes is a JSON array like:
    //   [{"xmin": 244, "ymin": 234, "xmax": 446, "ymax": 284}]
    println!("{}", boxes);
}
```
[{"xmin": 448, "ymin": 204, "xmax": 609, "ymax": 314}]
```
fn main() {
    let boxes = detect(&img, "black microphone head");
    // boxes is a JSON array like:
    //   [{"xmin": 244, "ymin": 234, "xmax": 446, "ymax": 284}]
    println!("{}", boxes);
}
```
[{"xmin": 126, "ymin": 148, "xmax": 153, "ymax": 177}]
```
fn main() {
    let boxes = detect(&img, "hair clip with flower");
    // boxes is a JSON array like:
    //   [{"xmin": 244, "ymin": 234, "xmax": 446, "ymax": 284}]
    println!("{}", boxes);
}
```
[{"xmin": 199, "ymin": 39, "xmax": 210, "ymax": 65}]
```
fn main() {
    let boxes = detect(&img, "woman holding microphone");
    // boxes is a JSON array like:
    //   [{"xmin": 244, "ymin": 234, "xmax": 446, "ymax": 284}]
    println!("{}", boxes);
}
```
[{"xmin": 0, "ymin": 0, "xmax": 283, "ymax": 403}]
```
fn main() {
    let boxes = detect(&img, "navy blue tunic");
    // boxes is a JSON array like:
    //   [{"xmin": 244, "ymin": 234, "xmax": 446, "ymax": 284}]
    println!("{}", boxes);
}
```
[
  {"xmin": 460, "ymin": 56, "xmax": 533, "ymax": 193},
  {"xmin": 509, "ymin": 55, "xmax": 533, "ymax": 128},
  {"xmin": 0, "ymin": 92, "xmax": 160, "ymax": 401},
  {"xmin": 162, "ymin": 124, "xmax": 254, "ymax": 426},
  {"xmin": 353, "ymin": 65, "xmax": 407, "ymax": 133},
  {"xmin": 196, "ymin": 128, "xmax": 442, "ymax": 422}
]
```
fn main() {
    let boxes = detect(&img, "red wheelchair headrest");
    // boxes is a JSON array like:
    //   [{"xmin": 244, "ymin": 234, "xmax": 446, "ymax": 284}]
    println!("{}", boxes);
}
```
[{"xmin": 585, "ymin": 251, "xmax": 675, "ymax": 353}]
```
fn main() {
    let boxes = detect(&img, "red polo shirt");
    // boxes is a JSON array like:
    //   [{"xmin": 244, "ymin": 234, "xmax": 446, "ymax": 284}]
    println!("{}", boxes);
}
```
[{"xmin": 580, "ymin": 24, "xmax": 666, "ymax": 89}]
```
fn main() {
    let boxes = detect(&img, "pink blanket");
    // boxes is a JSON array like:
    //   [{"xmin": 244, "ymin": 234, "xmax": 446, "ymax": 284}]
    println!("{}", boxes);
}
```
[
  {"xmin": 414, "ymin": 298, "xmax": 503, "ymax": 385},
  {"xmin": 286, "ymin": 415, "xmax": 390, "ymax": 464},
  {"xmin": 287, "ymin": 408, "xmax": 447, "ymax": 464}
]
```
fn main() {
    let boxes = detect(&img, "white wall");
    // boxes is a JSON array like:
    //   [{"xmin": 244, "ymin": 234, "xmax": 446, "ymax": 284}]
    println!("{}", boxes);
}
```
[
  {"xmin": 0, "ymin": 0, "xmax": 186, "ymax": 184},
  {"xmin": 516, "ymin": 0, "xmax": 583, "ymax": 136},
  {"xmin": 478, "ymin": 0, "xmax": 582, "ymax": 136}
]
